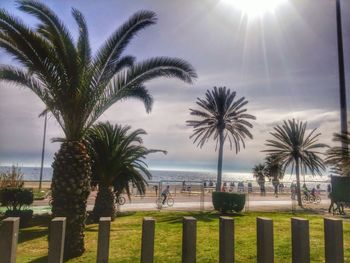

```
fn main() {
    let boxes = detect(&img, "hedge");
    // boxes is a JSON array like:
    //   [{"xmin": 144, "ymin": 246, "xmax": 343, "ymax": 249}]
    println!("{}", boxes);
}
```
[
  {"xmin": 4, "ymin": 209, "xmax": 34, "ymax": 227},
  {"xmin": 0, "ymin": 187, "xmax": 34, "ymax": 211},
  {"xmin": 0, "ymin": 187, "xmax": 34, "ymax": 227},
  {"xmin": 331, "ymin": 176, "xmax": 350, "ymax": 202},
  {"xmin": 212, "ymin": 192, "xmax": 245, "ymax": 213}
]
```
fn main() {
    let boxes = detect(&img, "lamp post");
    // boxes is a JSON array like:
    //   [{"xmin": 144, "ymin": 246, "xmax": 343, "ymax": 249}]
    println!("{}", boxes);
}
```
[
  {"xmin": 336, "ymin": 0, "xmax": 348, "ymax": 150},
  {"xmin": 39, "ymin": 112, "xmax": 47, "ymax": 190}
]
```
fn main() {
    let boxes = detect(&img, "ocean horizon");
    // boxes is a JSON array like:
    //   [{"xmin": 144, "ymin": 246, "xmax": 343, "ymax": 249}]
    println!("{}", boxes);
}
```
[{"xmin": 0, "ymin": 165, "xmax": 330, "ymax": 183}]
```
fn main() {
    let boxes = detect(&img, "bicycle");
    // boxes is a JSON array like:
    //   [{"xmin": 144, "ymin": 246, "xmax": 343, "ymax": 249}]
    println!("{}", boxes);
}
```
[
  {"xmin": 302, "ymin": 194, "xmax": 321, "ymax": 204},
  {"xmin": 116, "ymin": 195, "xmax": 126, "ymax": 205},
  {"xmin": 156, "ymin": 194, "xmax": 174, "ymax": 207}
]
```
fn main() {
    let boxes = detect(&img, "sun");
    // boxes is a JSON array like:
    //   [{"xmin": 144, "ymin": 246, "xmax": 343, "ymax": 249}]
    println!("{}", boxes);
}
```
[{"xmin": 225, "ymin": 0, "xmax": 286, "ymax": 18}]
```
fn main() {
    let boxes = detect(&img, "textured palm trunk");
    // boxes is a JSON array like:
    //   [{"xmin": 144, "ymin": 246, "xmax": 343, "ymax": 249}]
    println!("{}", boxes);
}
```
[
  {"xmin": 51, "ymin": 141, "xmax": 91, "ymax": 258},
  {"xmin": 295, "ymin": 157, "xmax": 302, "ymax": 207},
  {"xmin": 216, "ymin": 129, "xmax": 224, "ymax": 192},
  {"xmin": 92, "ymin": 184, "xmax": 116, "ymax": 222}
]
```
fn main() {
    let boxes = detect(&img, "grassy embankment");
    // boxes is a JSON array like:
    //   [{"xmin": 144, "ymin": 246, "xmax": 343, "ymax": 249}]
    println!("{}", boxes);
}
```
[{"xmin": 11, "ymin": 211, "xmax": 350, "ymax": 262}]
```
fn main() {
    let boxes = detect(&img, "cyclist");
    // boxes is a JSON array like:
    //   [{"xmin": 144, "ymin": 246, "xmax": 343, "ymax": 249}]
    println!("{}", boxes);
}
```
[
  {"xmin": 302, "ymin": 183, "xmax": 308, "ymax": 194},
  {"xmin": 161, "ymin": 185, "xmax": 170, "ymax": 205},
  {"xmin": 311, "ymin": 187, "xmax": 316, "ymax": 198}
]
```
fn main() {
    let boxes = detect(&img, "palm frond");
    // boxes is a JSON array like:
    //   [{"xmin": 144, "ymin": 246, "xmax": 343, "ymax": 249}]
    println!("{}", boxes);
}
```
[
  {"xmin": 263, "ymin": 119, "xmax": 327, "ymax": 177},
  {"xmin": 1, "ymin": 3, "xmax": 197, "ymax": 142},
  {"xmin": 187, "ymin": 86, "xmax": 255, "ymax": 153},
  {"xmin": 18, "ymin": 0, "xmax": 78, "ymax": 87},
  {"xmin": 325, "ymin": 132, "xmax": 350, "ymax": 176},
  {"xmin": 93, "ymin": 10, "xmax": 157, "ymax": 87},
  {"xmin": 85, "ymin": 122, "xmax": 165, "ymax": 196}
]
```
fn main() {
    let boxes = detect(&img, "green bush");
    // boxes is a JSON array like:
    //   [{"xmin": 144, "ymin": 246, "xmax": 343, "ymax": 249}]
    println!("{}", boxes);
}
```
[
  {"xmin": 0, "ymin": 187, "xmax": 34, "ymax": 211},
  {"xmin": 212, "ymin": 192, "xmax": 245, "ymax": 213},
  {"xmin": 4, "ymin": 209, "xmax": 33, "ymax": 227}
]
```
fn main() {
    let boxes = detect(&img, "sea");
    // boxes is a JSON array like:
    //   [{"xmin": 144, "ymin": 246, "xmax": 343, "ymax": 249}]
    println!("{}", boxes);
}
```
[{"xmin": 0, "ymin": 166, "xmax": 330, "ymax": 183}]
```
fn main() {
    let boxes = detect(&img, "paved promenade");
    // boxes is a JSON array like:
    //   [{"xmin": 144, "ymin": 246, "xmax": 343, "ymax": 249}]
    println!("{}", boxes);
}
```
[{"xmin": 27, "ymin": 190, "xmax": 332, "ymax": 214}]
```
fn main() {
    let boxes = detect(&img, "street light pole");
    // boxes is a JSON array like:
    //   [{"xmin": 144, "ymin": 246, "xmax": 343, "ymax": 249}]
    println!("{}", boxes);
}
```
[
  {"xmin": 39, "ymin": 112, "xmax": 47, "ymax": 190},
  {"xmin": 336, "ymin": 0, "xmax": 348, "ymax": 150}
]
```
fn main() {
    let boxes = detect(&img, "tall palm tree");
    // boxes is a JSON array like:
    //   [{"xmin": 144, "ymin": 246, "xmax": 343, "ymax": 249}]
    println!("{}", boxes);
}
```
[
  {"xmin": 264, "ymin": 119, "xmax": 328, "ymax": 206},
  {"xmin": 187, "ymin": 87, "xmax": 256, "ymax": 192},
  {"xmin": 326, "ymin": 132, "xmax": 350, "ymax": 176},
  {"xmin": 252, "ymin": 163, "xmax": 267, "ymax": 195},
  {"xmin": 85, "ymin": 122, "xmax": 165, "ymax": 221},
  {"xmin": 0, "ymin": 1, "xmax": 196, "ymax": 257}
]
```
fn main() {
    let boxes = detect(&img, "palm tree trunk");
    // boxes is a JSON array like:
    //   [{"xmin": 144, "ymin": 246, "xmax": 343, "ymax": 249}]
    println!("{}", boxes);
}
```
[
  {"xmin": 216, "ymin": 129, "xmax": 225, "ymax": 192},
  {"xmin": 295, "ymin": 157, "xmax": 302, "ymax": 207},
  {"xmin": 51, "ymin": 141, "xmax": 91, "ymax": 258},
  {"xmin": 92, "ymin": 184, "xmax": 116, "ymax": 222}
]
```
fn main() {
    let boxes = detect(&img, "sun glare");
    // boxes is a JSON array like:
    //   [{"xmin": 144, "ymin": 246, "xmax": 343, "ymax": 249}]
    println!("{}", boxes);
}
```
[{"xmin": 226, "ymin": 0, "xmax": 286, "ymax": 18}]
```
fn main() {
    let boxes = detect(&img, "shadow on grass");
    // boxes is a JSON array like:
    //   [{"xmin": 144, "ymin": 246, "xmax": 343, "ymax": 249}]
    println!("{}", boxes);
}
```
[
  {"xmin": 26, "ymin": 213, "xmax": 51, "ymax": 227},
  {"xmin": 154, "ymin": 211, "xmax": 246, "ymax": 224},
  {"xmin": 28, "ymin": 256, "xmax": 47, "ymax": 263},
  {"xmin": 19, "ymin": 228, "xmax": 48, "ymax": 243},
  {"xmin": 116, "ymin": 211, "xmax": 136, "ymax": 217},
  {"xmin": 85, "ymin": 211, "xmax": 137, "ymax": 225}
]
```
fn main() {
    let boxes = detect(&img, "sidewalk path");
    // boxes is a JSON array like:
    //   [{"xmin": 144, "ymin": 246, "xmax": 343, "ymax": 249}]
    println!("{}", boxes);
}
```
[{"xmin": 24, "ymin": 199, "xmax": 331, "ymax": 214}]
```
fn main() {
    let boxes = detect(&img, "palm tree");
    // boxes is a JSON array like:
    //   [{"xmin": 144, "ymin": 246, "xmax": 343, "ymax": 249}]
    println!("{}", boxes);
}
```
[
  {"xmin": 0, "ymin": 1, "xmax": 196, "ymax": 256},
  {"xmin": 264, "ymin": 119, "xmax": 328, "ymax": 206},
  {"xmin": 326, "ymin": 132, "xmax": 350, "ymax": 176},
  {"xmin": 252, "ymin": 163, "xmax": 267, "ymax": 196},
  {"xmin": 187, "ymin": 87, "xmax": 256, "ymax": 192},
  {"xmin": 85, "ymin": 122, "xmax": 165, "ymax": 221},
  {"xmin": 265, "ymin": 155, "xmax": 284, "ymax": 182},
  {"xmin": 265, "ymin": 155, "xmax": 284, "ymax": 196}
]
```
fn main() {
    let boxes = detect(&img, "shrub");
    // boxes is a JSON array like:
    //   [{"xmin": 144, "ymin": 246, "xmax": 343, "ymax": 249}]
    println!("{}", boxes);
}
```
[
  {"xmin": 212, "ymin": 192, "xmax": 245, "ymax": 213},
  {"xmin": 0, "ymin": 187, "xmax": 34, "ymax": 211},
  {"xmin": 0, "ymin": 187, "xmax": 34, "ymax": 226},
  {"xmin": 0, "ymin": 165, "xmax": 24, "ymax": 188},
  {"xmin": 4, "ymin": 209, "xmax": 34, "ymax": 227}
]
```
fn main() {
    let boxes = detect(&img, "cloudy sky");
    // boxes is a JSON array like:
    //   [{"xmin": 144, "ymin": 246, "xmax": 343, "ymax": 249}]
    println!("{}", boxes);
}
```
[{"xmin": 0, "ymin": 0, "xmax": 349, "ymax": 172}]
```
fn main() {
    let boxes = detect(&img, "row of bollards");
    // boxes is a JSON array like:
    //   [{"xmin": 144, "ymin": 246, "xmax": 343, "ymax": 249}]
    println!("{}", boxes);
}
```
[{"xmin": 0, "ymin": 216, "xmax": 344, "ymax": 263}]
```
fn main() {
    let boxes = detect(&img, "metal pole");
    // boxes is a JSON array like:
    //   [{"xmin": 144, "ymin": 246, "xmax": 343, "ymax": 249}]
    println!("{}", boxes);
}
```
[
  {"xmin": 39, "ymin": 113, "xmax": 47, "ymax": 190},
  {"xmin": 336, "ymin": 0, "xmax": 348, "ymax": 149}
]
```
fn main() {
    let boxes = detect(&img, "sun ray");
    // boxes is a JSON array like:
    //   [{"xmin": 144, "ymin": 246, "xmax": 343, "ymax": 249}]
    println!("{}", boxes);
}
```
[{"xmin": 223, "ymin": 0, "xmax": 287, "ymax": 19}]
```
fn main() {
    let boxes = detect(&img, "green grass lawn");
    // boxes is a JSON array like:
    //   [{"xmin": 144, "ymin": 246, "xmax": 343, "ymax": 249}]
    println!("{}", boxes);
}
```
[{"xmin": 14, "ymin": 211, "xmax": 350, "ymax": 262}]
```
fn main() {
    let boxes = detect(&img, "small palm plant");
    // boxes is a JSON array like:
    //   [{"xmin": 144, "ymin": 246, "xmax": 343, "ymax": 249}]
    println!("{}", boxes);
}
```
[
  {"xmin": 326, "ymin": 132, "xmax": 350, "ymax": 176},
  {"xmin": 85, "ymin": 122, "xmax": 165, "ymax": 221},
  {"xmin": 187, "ymin": 86, "xmax": 256, "ymax": 191},
  {"xmin": 0, "ymin": 1, "xmax": 196, "ymax": 256},
  {"xmin": 264, "ymin": 119, "xmax": 328, "ymax": 206},
  {"xmin": 252, "ymin": 163, "xmax": 267, "ymax": 195}
]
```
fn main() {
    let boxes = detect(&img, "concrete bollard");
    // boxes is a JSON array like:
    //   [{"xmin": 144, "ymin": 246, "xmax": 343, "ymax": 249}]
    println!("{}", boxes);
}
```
[
  {"xmin": 141, "ymin": 217, "xmax": 155, "ymax": 263},
  {"xmin": 291, "ymin": 218, "xmax": 310, "ymax": 263},
  {"xmin": 0, "ymin": 217, "xmax": 20, "ymax": 263},
  {"xmin": 182, "ymin": 217, "xmax": 197, "ymax": 263},
  {"xmin": 48, "ymin": 217, "xmax": 66, "ymax": 263},
  {"xmin": 324, "ymin": 218, "xmax": 344, "ymax": 263},
  {"xmin": 257, "ymin": 217, "xmax": 274, "ymax": 263},
  {"xmin": 219, "ymin": 216, "xmax": 234, "ymax": 263},
  {"xmin": 97, "ymin": 217, "xmax": 111, "ymax": 263}
]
